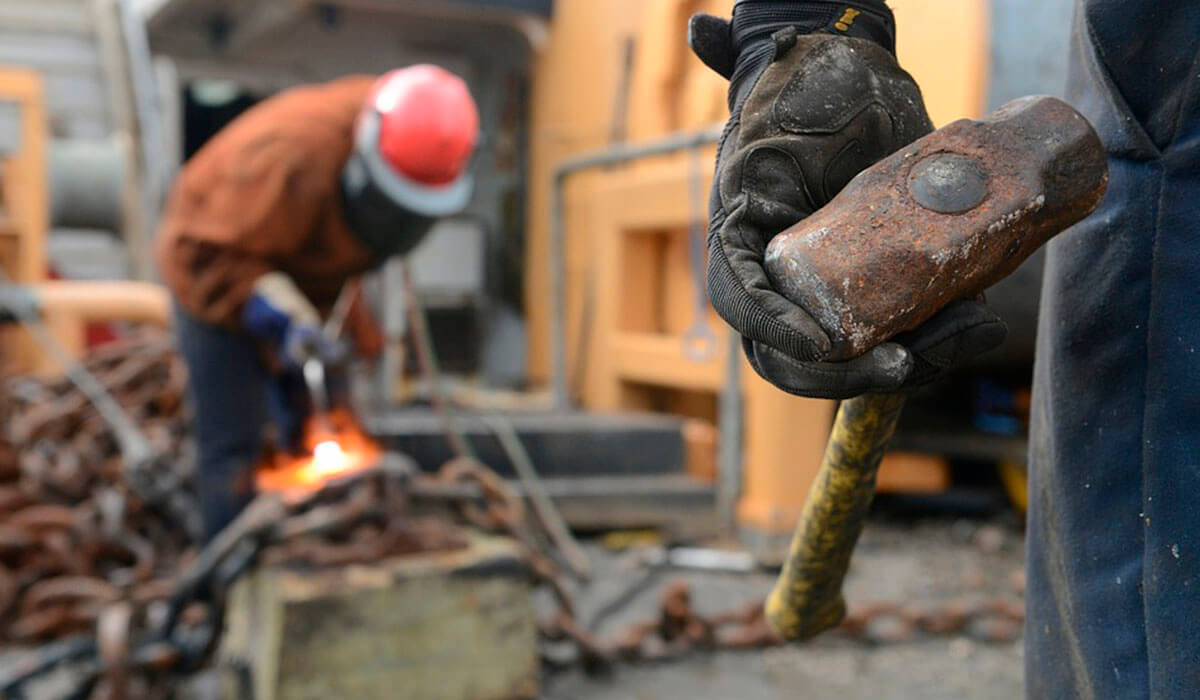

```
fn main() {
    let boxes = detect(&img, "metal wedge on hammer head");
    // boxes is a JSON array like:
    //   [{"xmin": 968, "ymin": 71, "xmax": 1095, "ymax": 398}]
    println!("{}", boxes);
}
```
[{"xmin": 764, "ymin": 95, "xmax": 1109, "ymax": 361}]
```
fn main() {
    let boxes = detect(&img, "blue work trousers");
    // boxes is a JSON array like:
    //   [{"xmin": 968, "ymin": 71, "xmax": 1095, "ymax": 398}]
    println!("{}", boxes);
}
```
[
  {"xmin": 1026, "ymin": 1, "xmax": 1200, "ymax": 697},
  {"xmin": 174, "ymin": 307, "xmax": 307, "ymax": 541}
]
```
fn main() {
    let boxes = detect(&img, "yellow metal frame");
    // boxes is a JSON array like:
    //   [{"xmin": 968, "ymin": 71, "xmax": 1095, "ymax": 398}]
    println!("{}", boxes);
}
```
[
  {"xmin": 0, "ymin": 68, "xmax": 170, "ymax": 376},
  {"xmin": 0, "ymin": 68, "xmax": 47, "ymax": 287}
]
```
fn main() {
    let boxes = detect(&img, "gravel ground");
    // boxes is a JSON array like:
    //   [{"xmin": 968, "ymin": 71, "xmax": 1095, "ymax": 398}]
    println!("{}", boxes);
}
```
[{"xmin": 546, "ymin": 518, "xmax": 1027, "ymax": 700}]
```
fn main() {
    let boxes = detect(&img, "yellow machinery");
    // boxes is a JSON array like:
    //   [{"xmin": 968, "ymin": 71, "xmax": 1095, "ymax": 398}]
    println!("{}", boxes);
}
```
[
  {"xmin": 0, "ymin": 67, "xmax": 169, "ymax": 376},
  {"xmin": 524, "ymin": 0, "xmax": 991, "ymax": 545}
]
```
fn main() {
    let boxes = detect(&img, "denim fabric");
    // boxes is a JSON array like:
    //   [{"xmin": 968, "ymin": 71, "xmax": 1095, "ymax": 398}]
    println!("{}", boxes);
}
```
[
  {"xmin": 174, "ymin": 307, "xmax": 270, "ymax": 541},
  {"xmin": 1026, "ymin": 1, "xmax": 1200, "ymax": 698}
]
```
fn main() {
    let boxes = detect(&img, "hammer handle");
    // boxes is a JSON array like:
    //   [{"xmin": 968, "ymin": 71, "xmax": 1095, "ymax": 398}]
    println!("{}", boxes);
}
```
[{"xmin": 765, "ymin": 392, "xmax": 905, "ymax": 641}]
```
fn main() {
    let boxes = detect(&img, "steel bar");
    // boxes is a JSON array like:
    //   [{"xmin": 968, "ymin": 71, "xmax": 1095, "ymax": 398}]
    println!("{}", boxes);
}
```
[{"xmin": 480, "ymin": 413, "xmax": 590, "ymax": 579}]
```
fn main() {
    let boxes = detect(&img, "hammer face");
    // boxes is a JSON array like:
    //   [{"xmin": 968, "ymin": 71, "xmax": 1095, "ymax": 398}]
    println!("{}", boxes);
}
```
[{"xmin": 764, "ymin": 95, "xmax": 1109, "ymax": 362}]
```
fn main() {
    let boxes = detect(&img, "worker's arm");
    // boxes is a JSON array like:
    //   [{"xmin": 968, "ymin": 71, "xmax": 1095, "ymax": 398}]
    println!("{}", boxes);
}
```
[
  {"xmin": 161, "ymin": 233, "xmax": 338, "ymax": 371},
  {"xmin": 157, "ymin": 128, "xmax": 338, "ymax": 325},
  {"xmin": 241, "ymin": 271, "xmax": 345, "ymax": 370},
  {"xmin": 690, "ymin": 1, "xmax": 1006, "ymax": 399}
]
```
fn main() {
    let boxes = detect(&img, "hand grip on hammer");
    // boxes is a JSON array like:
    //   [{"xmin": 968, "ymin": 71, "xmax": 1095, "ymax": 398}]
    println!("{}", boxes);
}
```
[{"xmin": 762, "ymin": 96, "xmax": 1108, "ymax": 642}]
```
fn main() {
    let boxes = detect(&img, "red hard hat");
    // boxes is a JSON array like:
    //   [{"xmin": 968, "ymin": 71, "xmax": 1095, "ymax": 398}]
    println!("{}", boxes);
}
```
[{"xmin": 367, "ymin": 65, "xmax": 479, "ymax": 186}]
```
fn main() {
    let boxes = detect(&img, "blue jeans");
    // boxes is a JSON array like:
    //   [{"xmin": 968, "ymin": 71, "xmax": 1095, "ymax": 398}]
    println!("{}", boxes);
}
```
[
  {"xmin": 1026, "ymin": 1, "xmax": 1200, "ymax": 697},
  {"xmin": 175, "ymin": 307, "xmax": 307, "ymax": 540}
]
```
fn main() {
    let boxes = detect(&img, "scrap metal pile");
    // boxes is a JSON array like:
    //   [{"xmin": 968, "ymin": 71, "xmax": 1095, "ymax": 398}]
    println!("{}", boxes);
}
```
[
  {"xmin": 0, "ymin": 329, "xmax": 535, "ymax": 697},
  {"xmin": 0, "ymin": 330, "xmax": 194, "ymax": 646},
  {"xmin": 0, "ymin": 329, "xmax": 1025, "ymax": 698}
]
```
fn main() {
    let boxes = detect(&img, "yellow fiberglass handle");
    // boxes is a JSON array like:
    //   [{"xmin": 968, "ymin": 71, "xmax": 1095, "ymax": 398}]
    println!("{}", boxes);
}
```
[{"xmin": 764, "ymin": 392, "xmax": 906, "ymax": 641}]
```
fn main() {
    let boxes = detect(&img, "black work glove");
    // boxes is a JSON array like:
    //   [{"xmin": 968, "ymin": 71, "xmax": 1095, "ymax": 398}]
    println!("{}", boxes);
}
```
[{"xmin": 690, "ymin": 1, "xmax": 1006, "ymax": 399}]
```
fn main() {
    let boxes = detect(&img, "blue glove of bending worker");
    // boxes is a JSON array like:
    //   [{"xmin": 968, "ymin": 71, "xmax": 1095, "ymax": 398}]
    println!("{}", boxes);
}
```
[
  {"xmin": 689, "ymin": 0, "xmax": 1006, "ymax": 399},
  {"xmin": 243, "ymin": 272, "xmax": 350, "ymax": 450},
  {"xmin": 242, "ymin": 272, "xmax": 340, "ymax": 371}
]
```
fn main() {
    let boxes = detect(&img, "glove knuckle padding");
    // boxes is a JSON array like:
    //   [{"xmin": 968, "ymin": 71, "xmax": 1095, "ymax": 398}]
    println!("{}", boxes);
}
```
[
  {"xmin": 740, "ymin": 144, "xmax": 812, "ymax": 237},
  {"xmin": 730, "ymin": 35, "xmax": 932, "ymax": 214}
]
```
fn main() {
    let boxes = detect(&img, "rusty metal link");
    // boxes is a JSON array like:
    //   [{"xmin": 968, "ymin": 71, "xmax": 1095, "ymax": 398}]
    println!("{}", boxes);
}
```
[
  {"xmin": 0, "ymin": 329, "xmax": 202, "ymax": 698},
  {"xmin": 599, "ymin": 579, "xmax": 1025, "ymax": 665},
  {"xmin": 836, "ymin": 596, "xmax": 1025, "ymax": 644},
  {"xmin": 432, "ymin": 456, "xmax": 526, "ymax": 530}
]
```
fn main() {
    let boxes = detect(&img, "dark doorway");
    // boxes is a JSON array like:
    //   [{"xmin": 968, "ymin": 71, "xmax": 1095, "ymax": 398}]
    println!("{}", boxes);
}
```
[{"xmin": 182, "ymin": 81, "xmax": 263, "ymax": 161}]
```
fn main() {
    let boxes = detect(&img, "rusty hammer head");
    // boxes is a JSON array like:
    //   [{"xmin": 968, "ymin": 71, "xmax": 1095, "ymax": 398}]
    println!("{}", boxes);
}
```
[{"xmin": 764, "ymin": 96, "xmax": 1108, "ymax": 362}]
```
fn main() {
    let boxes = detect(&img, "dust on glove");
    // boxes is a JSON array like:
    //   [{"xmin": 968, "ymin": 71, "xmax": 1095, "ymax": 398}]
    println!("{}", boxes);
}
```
[{"xmin": 690, "ymin": 3, "xmax": 1005, "ymax": 399}]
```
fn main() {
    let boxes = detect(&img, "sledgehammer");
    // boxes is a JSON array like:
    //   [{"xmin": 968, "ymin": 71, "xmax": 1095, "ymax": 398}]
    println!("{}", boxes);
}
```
[{"xmin": 761, "ymin": 96, "xmax": 1108, "ymax": 641}]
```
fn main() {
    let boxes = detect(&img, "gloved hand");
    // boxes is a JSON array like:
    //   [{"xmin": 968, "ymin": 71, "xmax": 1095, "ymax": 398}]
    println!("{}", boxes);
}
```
[
  {"xmin": 242, "ymin": 272, "xmax": 342, "ymax": 370},
  {"xmin": 690, "ymin": 1, "xmax": 1006, "ymax": 399}
]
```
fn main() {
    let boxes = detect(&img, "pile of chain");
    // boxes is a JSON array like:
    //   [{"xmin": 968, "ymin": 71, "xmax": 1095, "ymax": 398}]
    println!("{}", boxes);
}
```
[
  {"xmin": 0, "ymin": 329, "xmax": 195, "ymax": 649},
  {"xmin": 0, "ymin": 449, "xmax": 616, "ymax": 697},
  {"xmin": 0, "ymin": 330, "xmax": 517, "ymax": 697},
  {"xmin": 3, "ymin": 329, "xmax": 191, "ymax": 499},
  {"xmin": 0, "ymin": 455, "xmax": 488, "ymax": 698}
]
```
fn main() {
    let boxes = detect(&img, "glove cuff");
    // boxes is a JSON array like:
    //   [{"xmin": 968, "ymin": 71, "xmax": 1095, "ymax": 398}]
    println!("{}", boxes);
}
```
[
  {"xmin": 243, "ymin": 271, "xmax": 320, "ymax": 349},
  {"xmin": 732, "ymin": 1, "xmax": 895, "ymax": 55}
]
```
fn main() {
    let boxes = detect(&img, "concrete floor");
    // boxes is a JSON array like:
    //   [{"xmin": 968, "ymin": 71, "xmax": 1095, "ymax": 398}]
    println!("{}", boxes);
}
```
[{"xmin": 546, "ymin": 518, "xmax": 1026, "ymax": 700}]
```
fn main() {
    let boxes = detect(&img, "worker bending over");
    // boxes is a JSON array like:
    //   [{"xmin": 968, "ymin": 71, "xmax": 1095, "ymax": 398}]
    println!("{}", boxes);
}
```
[
  {"xmin": 690, "ymin": 0, "xmax": 1199, "ymax": 697},
  {"xmin": 156, "ymin": 66, "xmax": 479, "ymax": 540}
]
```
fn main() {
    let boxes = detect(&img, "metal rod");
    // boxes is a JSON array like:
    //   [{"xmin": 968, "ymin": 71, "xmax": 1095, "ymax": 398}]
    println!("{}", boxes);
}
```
[
  {"xmin": 398, "ymin": 266, "xmax": 588, "ymax": 578},
  {"xmin": 323, "ymin": 279, "xmax": 358, "ymax": 343},
  {"xmin": 480, "ymin": 413, "xmax": 591, "ymax": 579},
  {"xmin": 302, "ymin": 357, "xmax": 334, "ymax": 436},
  {"xmin": 549, "ymin": 126, "xmax": 724, "ymax": 409},
  {"xmin": 399, "ymin": 260, "xmax": 477, "ymax": 461}
]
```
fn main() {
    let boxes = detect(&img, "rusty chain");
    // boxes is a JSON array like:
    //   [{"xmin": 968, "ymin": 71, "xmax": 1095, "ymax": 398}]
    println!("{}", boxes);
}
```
[
  {"xmin": 0, "ymin": 329, "xmax": 1026, "ymax": 698},
  {"xmin": 603, "ymin": 582, "xmax": 1024, "ymax": 663},
  {"xmin": 0, "ymin": 330, "xmax": 195, "ymax": 647}
]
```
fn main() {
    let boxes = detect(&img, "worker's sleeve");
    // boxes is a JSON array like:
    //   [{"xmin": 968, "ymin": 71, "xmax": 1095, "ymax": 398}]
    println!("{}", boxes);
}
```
[
  {"xmin": 161, "ymin": 237, "xmax": 273, "ymax": 328},
  {"xmin": 158, "ymin": 137, "xmax": 336, "ymax": 327}
]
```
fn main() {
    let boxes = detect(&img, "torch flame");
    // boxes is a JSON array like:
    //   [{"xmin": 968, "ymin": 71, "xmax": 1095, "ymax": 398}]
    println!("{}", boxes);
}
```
[
  {"xmin": 256, "ymin": 410, "xmax": 380, "ymax": 498},
  {"xmin": 312, "ymin": 440, "xmax": 348, "ymax": 475}
]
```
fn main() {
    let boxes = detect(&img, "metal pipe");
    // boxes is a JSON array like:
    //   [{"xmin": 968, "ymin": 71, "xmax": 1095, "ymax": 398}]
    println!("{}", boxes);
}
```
[
  {"xmin": 48, "ymin": 138, "xmax": 126, "ymax": 231},
  {"xmin": 33, "ymin": 281, "xmax": 170, "ymax": 326},
  {"xmin": 549, "ymin": 126, "xmax": 723, "ymax": 409}
]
